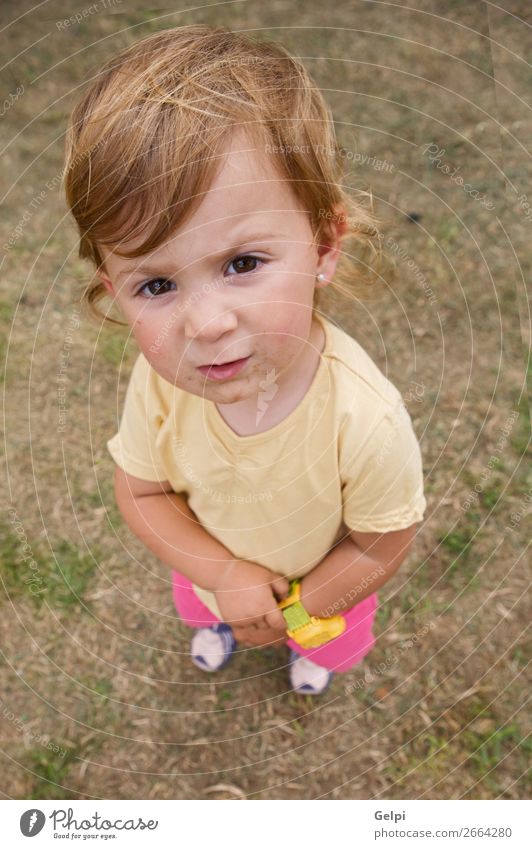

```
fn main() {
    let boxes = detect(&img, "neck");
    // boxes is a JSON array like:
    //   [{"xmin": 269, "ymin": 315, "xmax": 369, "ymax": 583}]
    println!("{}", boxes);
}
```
[{"xmin": 216, "ymin": 316, "xmax": 325, "ymax": 436}]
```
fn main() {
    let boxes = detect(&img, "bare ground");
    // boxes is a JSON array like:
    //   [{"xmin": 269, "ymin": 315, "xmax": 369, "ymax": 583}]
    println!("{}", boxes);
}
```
[{"xmin": 0, "ymin": 0, "xmax": 530, "ymax": 799}]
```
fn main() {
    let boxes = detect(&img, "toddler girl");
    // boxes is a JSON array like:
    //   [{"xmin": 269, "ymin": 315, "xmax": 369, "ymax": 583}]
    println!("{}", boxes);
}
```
[{"xmin": 64, "ymin": 25, "xmax": 426, "ymax": 694}]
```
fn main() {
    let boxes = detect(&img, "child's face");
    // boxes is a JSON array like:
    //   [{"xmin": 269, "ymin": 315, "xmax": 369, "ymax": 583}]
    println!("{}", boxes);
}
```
[{"xmin": 100, "ymin": 129, "xmax": 344, "ymax": 406}]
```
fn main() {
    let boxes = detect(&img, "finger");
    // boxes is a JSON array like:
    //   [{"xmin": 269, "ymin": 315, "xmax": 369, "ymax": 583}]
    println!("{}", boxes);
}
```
[
  {"xmin": 240, "ymin": 632, "xmax": 283, "ymax": 648},
  {"xmin": 233, "ymin": 628, "xmax": 255, "ymax": 643},
  {"xmin": 233, "ymin": 633, "xmax": 253, "ymax": 647},
  {"xmin": 234, "ymin": 623, "xmax": 275, "ymax": 644},
  {"xmin": 271, "ymin": 576, "xmax": 290, "ymax": 599},
  {"xmin": 237, "ymin": 614, "xmax": 269, "ymax": 630},
  {"xmin": 233, "ymin": 622, "xmax": 262, "ymax": 636},
  {"xmin": 267, "ymin": 635, "xmax": 287, "ymax": 648},
  {"xmin": 253, "ymin": 630, "xmax": 286, "ymax": 648},
  {"xmin": 241, "ymin": 635, "xmax": 264, "ymax": 647},
  {"xmin": 230, "ymin": 615, "xmax": 259, "ymax": 629},
  {"xmin": 264, "ymin": 607, "xmax": 287, "ymax": 631}
]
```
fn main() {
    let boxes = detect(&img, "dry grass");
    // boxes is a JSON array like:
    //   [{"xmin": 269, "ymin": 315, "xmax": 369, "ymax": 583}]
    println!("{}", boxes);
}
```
[{"xmin": 0, "ymin": 0, "xmax": 530, "ymax": 800}]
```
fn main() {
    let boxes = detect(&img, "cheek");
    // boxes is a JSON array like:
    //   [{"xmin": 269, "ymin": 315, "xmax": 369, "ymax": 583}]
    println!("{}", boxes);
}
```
[
  {"xmin": 128, "ymin": 309, "xmax": 170, "ymax": 346},
  {"xmin": 258, "ymin": 324, "xmax": 311, "ymax": 367},
  {"xmin": 265, "ymin": 303, "xmax": 314, "ymax": 342},
  {"xmin": 131, "ymin": 321, "xmax": 155, "ymax": 351},
  {"xmin": 129, "ymin": 319, "xmax": 177, "ymax": 369},
  {"xmin": 253, "ymin": 295, "xmax": 312, "ymax": 330}
]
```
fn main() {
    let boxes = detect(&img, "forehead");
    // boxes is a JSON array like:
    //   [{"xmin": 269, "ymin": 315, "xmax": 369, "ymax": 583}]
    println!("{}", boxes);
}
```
[
  {"xmin": 203, "ymin": 130, "xmax": 290, "ymax": 202},
  {"xmin": 182, "ymin": 128, "xmax": 305, "ymax": 230},
  {"xmin": 102, "ymin": 129, "xmax": 306, "ymax": 266}
]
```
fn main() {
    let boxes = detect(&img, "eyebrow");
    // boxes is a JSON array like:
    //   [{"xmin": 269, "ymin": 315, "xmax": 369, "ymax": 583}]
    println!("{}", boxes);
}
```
[{"xmin": 115, "ymin": 232, "xmax": 287, "ymax": 281}]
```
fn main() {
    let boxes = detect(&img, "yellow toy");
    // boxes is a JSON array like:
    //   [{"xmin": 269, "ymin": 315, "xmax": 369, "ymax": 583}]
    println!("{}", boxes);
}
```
[{"xmin": 278, "ymin": 580, "xmax": 346, "ymax": 649}]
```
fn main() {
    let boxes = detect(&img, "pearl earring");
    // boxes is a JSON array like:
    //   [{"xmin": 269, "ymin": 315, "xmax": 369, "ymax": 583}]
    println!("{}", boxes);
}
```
[{"xmin": 316, "ymin": 273, "xmax": 326, "ymax": 283}]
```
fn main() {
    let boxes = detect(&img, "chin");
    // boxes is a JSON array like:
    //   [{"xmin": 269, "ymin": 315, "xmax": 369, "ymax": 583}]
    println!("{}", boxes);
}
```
[{"xmin": 202, "ymin": 382, "xmax": 254, "ymax": 404}]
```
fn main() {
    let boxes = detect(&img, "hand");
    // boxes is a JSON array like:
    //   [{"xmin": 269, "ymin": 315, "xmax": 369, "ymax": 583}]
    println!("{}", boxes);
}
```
[
  {"xmin": 233, "ymin": 621, "xmax": 287, "ymax": 648},
  {"xmin": 214, "ymin": 559, "xmax": 289, "ymax": 631}
]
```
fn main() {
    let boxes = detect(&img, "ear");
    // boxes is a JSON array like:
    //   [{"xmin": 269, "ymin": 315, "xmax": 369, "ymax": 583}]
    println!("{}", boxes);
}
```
[
  {"xmin": 97, "ymin": 270, "xmax": 115, "ymax": 296},
  {"xmin": 315, "ymin": 204, "xmax": 349, "ymax": 287}
]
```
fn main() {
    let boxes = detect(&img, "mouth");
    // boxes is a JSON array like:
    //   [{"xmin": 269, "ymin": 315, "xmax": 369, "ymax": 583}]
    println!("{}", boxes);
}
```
[{"xmin": 197, "ymin": 356, "xmax": 251, "ymax": 381}]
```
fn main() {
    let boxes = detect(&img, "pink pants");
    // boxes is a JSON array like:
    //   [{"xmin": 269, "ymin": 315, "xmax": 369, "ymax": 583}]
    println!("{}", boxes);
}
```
[{"xmin": 172, "ymin": 570, "xmax": 378, "ymax": 673}]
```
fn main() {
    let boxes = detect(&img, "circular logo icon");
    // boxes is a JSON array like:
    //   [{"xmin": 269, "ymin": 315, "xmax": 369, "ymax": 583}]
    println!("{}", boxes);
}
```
[{"xmin": 20, "ymin": 809, "xmax": 46, "ymax": 837}]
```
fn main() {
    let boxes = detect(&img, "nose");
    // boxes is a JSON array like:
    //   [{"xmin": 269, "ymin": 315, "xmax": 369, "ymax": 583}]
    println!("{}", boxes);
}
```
[{"xmin": 183, "ymin": 287, "xmax": 238, "ymax": 342}]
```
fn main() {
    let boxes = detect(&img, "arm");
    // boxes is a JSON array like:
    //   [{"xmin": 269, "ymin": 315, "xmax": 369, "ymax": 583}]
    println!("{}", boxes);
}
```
[
  {"xmin": 299, "ymin": 524, "xmax": 418, "ymax": 618},
  {"xmin": 114, "ymin": 466, "xmax": 287, "ymax": 628},
  {"xmin": 232, "ymin": 525, "xmax": 418, "ymax": 648},
  {"xmin": 114, "ymin": 465, "xmax": 235, "ymax": 591}
]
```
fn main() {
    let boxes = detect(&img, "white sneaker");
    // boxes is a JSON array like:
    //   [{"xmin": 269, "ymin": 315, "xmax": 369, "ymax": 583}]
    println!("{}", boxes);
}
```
[
  {"xmin": 191, "ymin": 623, "xmax": 236, "ymax": 672},
  {"xmin": 289, "ymin": 650, "xmax": 333, "ymax": 694}
]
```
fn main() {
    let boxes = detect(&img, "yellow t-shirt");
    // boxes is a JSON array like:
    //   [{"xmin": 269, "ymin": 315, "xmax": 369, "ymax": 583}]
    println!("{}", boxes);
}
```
[{"xmin": 107, "ymin": 314, "xmax": 426, "ymax": 617}]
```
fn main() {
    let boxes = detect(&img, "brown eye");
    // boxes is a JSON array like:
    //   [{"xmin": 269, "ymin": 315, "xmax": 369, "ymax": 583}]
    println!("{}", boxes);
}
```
[
  {"xmin": 228, "ymin": 255, "xmax": 260, "ymax": 274},
  {"xmin": 139, "ymin": 278, "xmax": 176, "ymax": 297}
]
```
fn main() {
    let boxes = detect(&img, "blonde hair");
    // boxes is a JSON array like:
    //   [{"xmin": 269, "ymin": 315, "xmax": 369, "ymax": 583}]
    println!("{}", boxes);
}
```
[{"xmin": 64, "ymin": 24, "xmax": 383, "ymax": 324}]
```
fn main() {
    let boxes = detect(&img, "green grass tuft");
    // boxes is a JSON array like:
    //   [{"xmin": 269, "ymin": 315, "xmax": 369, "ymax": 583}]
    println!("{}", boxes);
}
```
[
  {"xmin": 0, "ymin": 525, "xmax": 98, "ymax": 610},
  {"xmin": 96, "ymin": 330, "xmax": 135, "ymax": 367},
  {"xmin": 28, "ymin": 746, "xmax": 78, "ymax": 800},
  {"xmin": 437, "ymin": 510, "xmax": 482, "ymax": 588},
  {"xmin": 510, "ymin": 394, "xmax": 531, "ymax": 458},
  {"xmin": 462, "ymin": 723, "xmax": 531, "ymax": 794}
]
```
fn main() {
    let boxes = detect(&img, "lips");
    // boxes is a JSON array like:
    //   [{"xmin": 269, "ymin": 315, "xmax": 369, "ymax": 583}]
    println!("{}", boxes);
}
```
[
  {"xmin": 197, "ymin": 355, "xmax": 251, "ymax": 381},
  {"xmin": 200, "ymin": 357, "xmax": 246, "ymax": 368}
]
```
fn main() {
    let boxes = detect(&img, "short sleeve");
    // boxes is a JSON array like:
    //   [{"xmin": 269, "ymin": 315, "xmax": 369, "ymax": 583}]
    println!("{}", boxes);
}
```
[
  {"xmin": 107, "ymin": 354, "xmax": 169, "ymax": 482},
  {"xmin": 340, "ymin": 401, "xmax": 427, "ymax": 532}
]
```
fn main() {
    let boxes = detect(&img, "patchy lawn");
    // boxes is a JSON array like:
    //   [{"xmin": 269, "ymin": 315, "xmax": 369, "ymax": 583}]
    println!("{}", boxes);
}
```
[{"xmin": 0, "ymin": 0, "xmax": 530, "ymax": 799}]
